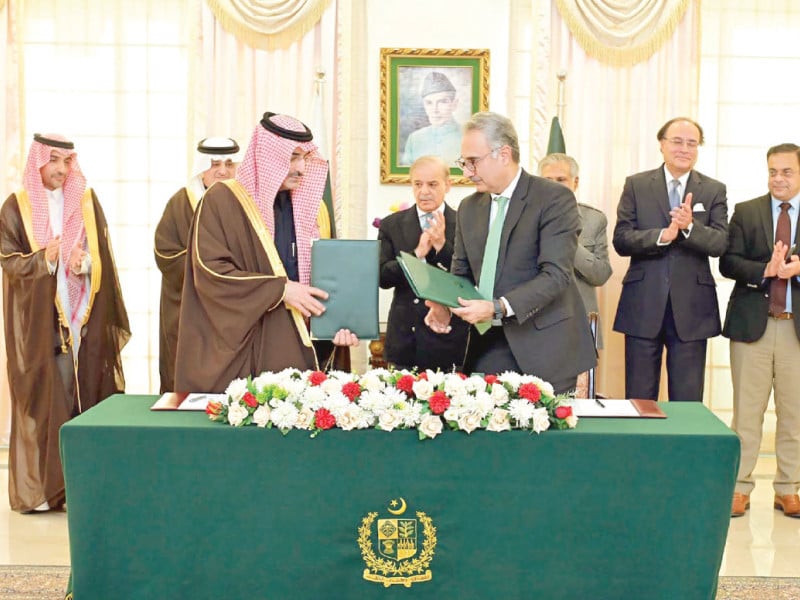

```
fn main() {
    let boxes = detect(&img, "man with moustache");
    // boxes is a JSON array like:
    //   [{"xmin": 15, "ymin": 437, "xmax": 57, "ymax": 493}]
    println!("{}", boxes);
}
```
[
  {"xmin": 0, "ymin": 133, "xmax": 129, "ymax": 512},
  {"xmin": 154, "ymin": 137, "xmax": 240, "ymax": 393},
  {"xmin": 174, "ymin": 113, "xmax": 357, "ymax": 394},
  {"xmin": 613, "ymin": 117, "xmax": 728, "ymax": 402},
  {"xmin": 721, "ymin": 143, "xmax": 800, "ymax": 518},
  {"xmin": 424, "ymin": 112, "xmax": 595, "ymax": 394},
  {"xmin": 378, "ymin": 155, "xmax": 468, "ymax": 371}
]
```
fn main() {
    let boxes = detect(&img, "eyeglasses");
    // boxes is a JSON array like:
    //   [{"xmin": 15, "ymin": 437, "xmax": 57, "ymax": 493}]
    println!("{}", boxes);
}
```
[
  {"xmin": 455, "ymin": 148, "xmax": 500, "ymax": 171},
  {"xmin": 663, "ymin": 137, "xmax": 700, "ymax": 149}
]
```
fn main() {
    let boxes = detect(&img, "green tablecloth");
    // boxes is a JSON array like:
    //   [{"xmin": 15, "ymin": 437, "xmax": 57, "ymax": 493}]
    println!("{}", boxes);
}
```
[{"xmin": 61, "ymin": 395, "xmax": 738, "ymax": 599}]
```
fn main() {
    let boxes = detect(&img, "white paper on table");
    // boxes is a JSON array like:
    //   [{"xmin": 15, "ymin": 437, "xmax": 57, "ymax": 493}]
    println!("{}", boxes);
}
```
[
  {"xmin": 567, "ymin": 399, "xmax": 641, "ymax": 418},
  {"xmin": 177, "ymin": 393, "xmax": 227, "ymax": 411}
]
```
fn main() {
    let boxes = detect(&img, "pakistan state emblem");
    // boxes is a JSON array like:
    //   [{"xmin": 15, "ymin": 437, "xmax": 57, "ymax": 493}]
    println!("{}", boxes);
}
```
[{"xmin": 358, "ymin": 497, "xmax": 437, "ymax": 587}]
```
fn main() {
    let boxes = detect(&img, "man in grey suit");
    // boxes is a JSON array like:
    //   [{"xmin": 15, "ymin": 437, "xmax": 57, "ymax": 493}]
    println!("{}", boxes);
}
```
[
  {"xmin": 613, "ymin": 117, "xmax": 728, "ymax": 402},
  {"xmin": 425, "ymin": 112, "xmax": 596, "ymax": 394},
  {"xmin": 721, "ymin": 143, "xmax": 800, "ymax": 518},
  {"xmin": 539, "ymin": 153, "xmax": 612, "ymax": 347}
]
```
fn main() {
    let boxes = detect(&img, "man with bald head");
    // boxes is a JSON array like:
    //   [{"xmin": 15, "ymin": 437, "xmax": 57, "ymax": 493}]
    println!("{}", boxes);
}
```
[
  {"xmin": 0, "ymin": 133, "xmax": 129, "ymax": 512},
  {"xmin": 378, "ymin": 155, "xmax": 468, "ymax": 371},
  {"xmin": 154, "ymin": 137, "xmax": 240, "ymax": 393},
  {"xmin": 613, "ymin": 117, "xmax": 728, "ymax": 402},
  {"xmin": 174, "ymin": 113, "xmax": 357, "ymax": 393}
]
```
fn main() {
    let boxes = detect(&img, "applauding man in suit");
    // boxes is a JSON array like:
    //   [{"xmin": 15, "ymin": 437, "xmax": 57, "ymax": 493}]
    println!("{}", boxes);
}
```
[
  {"xmin": 425, "ymin": 112, "xmax": 595, "ymax": 393},
  {"xmin": 721, "ymin": 143, "xmax": 800, "ymax": 518},
  {"xmin": 378, "ymin": 156, "xmax": 468, "ymax": 371},
  {"xmin": 613, "ymin": 117, "xmax": 728, "ymax": 402}
]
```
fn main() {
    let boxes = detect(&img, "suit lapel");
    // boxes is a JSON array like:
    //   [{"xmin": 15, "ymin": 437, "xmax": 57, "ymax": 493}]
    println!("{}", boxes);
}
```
[
  {"xmin": 652, "ymin": 168, "xmax": 672, "ymax": 222},
  {"xmin": 758, "ymin": 195, "xmax": 773, "ymax": 247},
  {"xmin": 498, "ymin": 170, "xmax": 529, "ymax": 260},
  {"xmin": 684, "ymin": 170, "xmax": 702, "ymax": 209}
]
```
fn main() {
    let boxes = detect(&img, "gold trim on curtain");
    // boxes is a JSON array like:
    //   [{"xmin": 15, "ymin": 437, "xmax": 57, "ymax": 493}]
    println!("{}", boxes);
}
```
[
  {"xmin": 204, "ymin": 0, "xmax": 331, "ymax": 50},
  {"xmin": 555, "ymin": 0, "xmax": 691, "ymax": 66}
]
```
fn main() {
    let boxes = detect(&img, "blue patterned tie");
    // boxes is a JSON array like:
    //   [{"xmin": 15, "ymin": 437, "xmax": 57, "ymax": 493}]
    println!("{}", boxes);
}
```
[
  {"xmin": 475, "ymin": 195, "xmax": 509, "ymax": 334},
  {"xmin": 669, "ymin": 179, "xmax": 681, "ymax": 209}
]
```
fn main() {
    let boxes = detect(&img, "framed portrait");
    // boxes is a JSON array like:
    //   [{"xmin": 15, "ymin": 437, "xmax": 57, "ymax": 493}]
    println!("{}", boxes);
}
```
[{"xmin": 380, "ymin": 48, "xmax": 490, "ymax": 185}]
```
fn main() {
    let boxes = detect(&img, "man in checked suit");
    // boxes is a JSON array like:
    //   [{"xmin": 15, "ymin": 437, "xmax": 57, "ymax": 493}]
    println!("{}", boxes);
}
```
[
  {"xmin": 378, "ymin": 155, "xmax": 468, "ymax": 371},
  {"xmin": 721, "ymin": 143, "xmax": 800, "ymax": 519},
  {"xmin": 613, "ymin": 117, "xmax": 728, "ymax": 402},
  {"xmin": 425, "ymin": 111, "xmax": 596, "ymax": 394}
]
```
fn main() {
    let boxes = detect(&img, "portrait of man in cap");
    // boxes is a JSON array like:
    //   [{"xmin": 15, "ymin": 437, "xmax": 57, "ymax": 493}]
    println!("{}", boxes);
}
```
[{"xmin": 399, "ymin": 68, "xmax": 470, "ymax": 166}]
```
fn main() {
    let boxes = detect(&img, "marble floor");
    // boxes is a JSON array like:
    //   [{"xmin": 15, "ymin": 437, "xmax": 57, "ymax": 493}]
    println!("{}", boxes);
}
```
[{"xmin": 0, "ymin": 451, "xmax": 798, "ymax": 577}]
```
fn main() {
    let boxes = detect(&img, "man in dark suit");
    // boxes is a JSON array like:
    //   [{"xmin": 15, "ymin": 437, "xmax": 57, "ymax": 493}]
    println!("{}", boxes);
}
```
[
  {"xmin": 378, "ymin": 155, "xmax": 468, "ymax": 371},
  {"xmin": 613, "ymin": 117, "xmax": 728, "ymax": 402},
  {"xmin": 425, "ymin": 112, "xmax": 596, "ymax": 394},
  {"xmin": 720, "ymin": 143, "xmax": 800, "ymax": 519}
]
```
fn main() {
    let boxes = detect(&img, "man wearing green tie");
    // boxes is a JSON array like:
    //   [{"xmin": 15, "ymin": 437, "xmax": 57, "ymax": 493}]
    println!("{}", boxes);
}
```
[{"xmin": 424, "ymin": 112, "xmax": 596, "ymax": 393}]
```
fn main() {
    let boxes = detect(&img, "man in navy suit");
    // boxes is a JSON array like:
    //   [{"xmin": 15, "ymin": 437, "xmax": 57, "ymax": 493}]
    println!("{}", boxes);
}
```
[
  {"xmin": 378, "ymin": 155, "xmax": 468, "ymax": 371},
  {"xmin": 721, "ymin": 143, "xmax": 800, "ymax": 518},
  {"xmin": 613, "ymin": 117, "xmax": 728, "ymax": 402},
  {"xmin": 425, "ymin": 112, "xmax": 595, "ymax": 394}
]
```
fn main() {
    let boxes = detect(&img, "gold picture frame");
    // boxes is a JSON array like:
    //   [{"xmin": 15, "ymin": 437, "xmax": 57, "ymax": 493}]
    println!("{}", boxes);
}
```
[{"xmin": 380, "ymin": 48, "xmax": 490, "ymax": 185}]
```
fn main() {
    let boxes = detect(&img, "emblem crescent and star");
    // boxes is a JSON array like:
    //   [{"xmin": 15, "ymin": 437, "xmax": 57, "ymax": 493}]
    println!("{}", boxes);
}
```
[{"xmin": 387, "ymin": 497, "xmax": 407, "ymax": 515}]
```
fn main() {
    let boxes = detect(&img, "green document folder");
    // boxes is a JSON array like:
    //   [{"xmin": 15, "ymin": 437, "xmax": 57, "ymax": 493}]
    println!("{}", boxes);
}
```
[
  {"xmin": 310, "ymin": 239, "xmax": 380, "ymax": 340},
  {"xmin": 396, "ymin": 251, "xmax": 486, "ymax": 307}
]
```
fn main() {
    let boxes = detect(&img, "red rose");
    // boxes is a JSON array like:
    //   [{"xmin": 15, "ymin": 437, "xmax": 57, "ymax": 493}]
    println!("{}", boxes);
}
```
[
  {"xmin": 484, "ymin": 374, "xmax": 498, "ymax": 385},
  {"xmin": 314, "ymin": 407, "xmax": 336, "ymax": 430},
  {"xmin": 205, "ymin": 401, "xmax": 223, "ymax": 416},
  {"xmin": 309, "ymin": 371, "xmax": 327, "ymax": 386},
  {"xmin": 243, "ymin": 392, "xmax": 258, "ymax": 408},
  {"xmin": 342, "ymin": 381, "xmax": 361, "ymax": 402},
  {"xmin": 396, "ymin": 374, "xmax": 415, "ymax": 394},
  {"xmin": 428, "ymin": 391, "xmax": 451, "ymax": 415},
  {"xmin": 555, "ymin": 405, "xmax": 573, "ymax": 419},
  {"xmin": 518, "ymin": 382, "xmax": 542, "ymax": 403}
]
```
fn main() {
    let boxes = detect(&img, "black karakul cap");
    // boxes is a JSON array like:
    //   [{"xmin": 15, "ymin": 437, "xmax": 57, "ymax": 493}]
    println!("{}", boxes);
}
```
[
  {"xmin": 260, "ymin": 112, "xmax": 313, "ymax": 142},
  {"xmin": 33, "ymin": 133, "xmax": 74, "ymax": 150}
]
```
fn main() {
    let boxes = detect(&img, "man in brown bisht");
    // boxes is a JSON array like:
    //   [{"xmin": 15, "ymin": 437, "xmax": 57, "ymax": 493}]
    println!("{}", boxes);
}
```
[
  {"xmin": 154, "ymin": 137, "xmax": 240, "ymax": 393},
  {"xmin": 174, "ymin": 113, "xmax": 357, "ymax": 393},
  {"xmin": 0, "ymin": 133, "xmax": 130, "ymax": 513}
]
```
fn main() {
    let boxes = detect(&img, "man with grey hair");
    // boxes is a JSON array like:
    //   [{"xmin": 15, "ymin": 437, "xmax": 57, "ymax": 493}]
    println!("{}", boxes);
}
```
[
  {"xmin": 425, "ymin": 112, "xmax": 596, "ymax": 393},
  {"xmin": 402, "ymin": 71, "xmax": 462, "ymax": 165},
  {"xmin": 538, "ymin": 153, "xmax": 612, "ymax": 348}
]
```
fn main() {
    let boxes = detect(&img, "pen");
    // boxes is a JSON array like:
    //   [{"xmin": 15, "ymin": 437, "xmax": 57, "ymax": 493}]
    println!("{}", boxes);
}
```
[{"xmin": 595, "ymin": 397, "xmax": 606, "ymax": 409}]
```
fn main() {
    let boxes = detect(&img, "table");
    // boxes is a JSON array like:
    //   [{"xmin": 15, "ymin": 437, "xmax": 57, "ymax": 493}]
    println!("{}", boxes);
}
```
[{"xmin": 61, "ymin": 395, "xmax": 739, "ymax": 599}]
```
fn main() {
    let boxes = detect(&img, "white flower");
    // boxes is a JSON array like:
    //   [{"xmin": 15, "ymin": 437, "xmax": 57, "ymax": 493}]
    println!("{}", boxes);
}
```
[
  {"xmin": 300, "ymin": 385, "xmax": 326, "ymax": 410},
  {"xmin": 324, "ymin": 391, "xmax": 351, "ymax": 417},
  {"xmin": 252, "ymin": 371, "xmax": 279, "ymax": 391},
  {"xmin": 225, "ymin": 378, "xmax": 249, "ymax": 403},
  {"xmin": 227, "ymin": 402, "xmax": 249, "ymax": 427},
  {"xmin": 457, "ymin": 411, "xmax": 482, "ymax": 434},
  {"xmin": 498, "ymin": 371, "xmax": 522, "ymax": 391},
  {"xmin": 282, "ymin": 378, "xmax": 308, "ymax": 400},
  {"xmin": 464, "ymin": 375, "xmax": 486, "ymax": 393},
  {"xmin": 532, "ymin": 407, "xmax": 551, "ymax": 434},
  {"xmin": 295, "ymin": 407, "xmax": 315, "ymax": 430},
  {"xmin": 490, "ymin": 383, "xmax": 509, "ymax": 406},
  {"xmin": 443, "ymin": 374, "xmax": 467, "ymax": 397},
  {"xmin": 443, "ymin": 406, "xmax": 462, "ymax": 423},
  {"xmin": 424, "ymin": 369, "xmax": 446, "ymax": 387},
  {"xmin": 253, "ymin": 404, "xmax": 271, "ymax": 427},
  {"xmin": 419, "ymin": 414, "xmax": 443, "ymax": 439},
  {"xmin": 399, "ymin": 401, "xmax": 423, "ymax": 428},
  {"xmin": 508, "ymin": 399, "xmax": 535, "ymax": 427},
  {"xmin": 320, "ymin": 377, "xmax": 342, "ymax": 395},
  {"xmin": 337, "ymin": 404, "xmax": 370, "ymax": 430},
  {"xmin": 412, "ymin": 378, "xmax": 435, "ymax": 400},
  {"xmin": 270, "ymin": 401, "xmax": 300, "ymax": 431},
  {"xmin": 486, "ymin": 408, "xmax": 511, "ymax": 432},
  {"xmin": 357, "ymin": 389, "xmax": 391, "ymax": 415},
  {"xmin": 360, "ymin": 372, "xmax": 386, "ymax": 393},
  {"xmin": 566, "ymin": 414, "xmax": 578, "ymax": 429},
  {"xmin": 530, "ymin": 376, "xmax": 555, "ymax": 398},
  {"xmin": 474, "ymin": 390, "xmax": 495, "ymax": 417},
  {"xmin": 378, "ymin": 410, "xmax": 403, "ymax": 432}
]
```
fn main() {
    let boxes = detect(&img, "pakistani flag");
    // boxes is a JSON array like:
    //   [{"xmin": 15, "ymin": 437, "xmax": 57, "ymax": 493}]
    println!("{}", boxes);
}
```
[{"xmin": 547, "ymin": 116, "xmax": 566, "ymax": 154}]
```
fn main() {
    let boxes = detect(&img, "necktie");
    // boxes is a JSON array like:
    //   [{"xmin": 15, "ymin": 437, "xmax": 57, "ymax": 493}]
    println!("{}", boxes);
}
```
[
  {"xmin": 421, "ymin": 212, "xmax": 434, "ymax": 230},
  {"xmin": 669, "ymin": 179, "xmax": 681, "ymax": 210},
  {"xmin": 476, "ymin": 195, "xmax": 509, "ymax": 334},
  {"xmin": 769, "ymin": 202, "xmax": 792, "ymax": 315}
]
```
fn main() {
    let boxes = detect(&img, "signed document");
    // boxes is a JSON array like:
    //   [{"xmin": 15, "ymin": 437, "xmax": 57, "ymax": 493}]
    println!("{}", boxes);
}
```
[
  {"xmin": 568, "ymin": 399, "xmax": 667, "ymax": 418},
  {"xmin": 150, "ymin": 393, "xmax": 226, "ymax": 411}
]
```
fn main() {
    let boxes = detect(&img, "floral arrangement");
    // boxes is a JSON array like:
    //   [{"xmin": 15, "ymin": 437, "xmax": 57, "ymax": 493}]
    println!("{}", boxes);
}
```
[
  {"xmin": 372, "ymin": 202, "xmax": 411, "ymax": 229},
  {"xmin": 206, "ymin": 368, "xmax": 577, "ymax": 439}
]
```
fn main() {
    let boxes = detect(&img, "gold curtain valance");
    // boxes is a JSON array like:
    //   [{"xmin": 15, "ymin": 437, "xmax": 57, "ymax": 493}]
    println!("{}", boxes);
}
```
[
  {"xmin": 205, "ymin": 0, "xmax": 331, "ymax": 50},
  {"xmin": 555, "ymin": 0, "xmax": 692, "ymax": 66}
]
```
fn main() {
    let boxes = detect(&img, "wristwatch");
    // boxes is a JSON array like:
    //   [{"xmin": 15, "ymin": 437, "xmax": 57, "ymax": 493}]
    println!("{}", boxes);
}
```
[{"xmin": 492, "ymin": 299, "xmax": 505, "ymax": 325}]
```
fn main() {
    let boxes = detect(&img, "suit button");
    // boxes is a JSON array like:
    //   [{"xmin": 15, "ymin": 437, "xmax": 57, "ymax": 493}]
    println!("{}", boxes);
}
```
[
  {"xmin": 411, "ymin": 326, "xmax": 416, "ymax": 332},
  {"xmin": 413, "ymin": 298, "xmax": 419, "ymax": 304}
]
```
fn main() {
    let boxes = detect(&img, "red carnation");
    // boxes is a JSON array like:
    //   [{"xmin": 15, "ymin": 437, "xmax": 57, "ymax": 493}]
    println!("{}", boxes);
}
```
[
  {"xmin": 417, "ymin": 372, "xmax": 428, "ymax": 381},
  {"xmin": 555, "ymin": 405, "xmax": 573, "ymax": 419},
  {"xmin": 396, "ymin": 374, "xmax": 415, "ymax": 394},
  {"xmin": 309, "ymin": 371, "xmax": 327, "ymax": 386},
  {"xmin": 205, "ymin": 401, "xmax": 223, "ymax": 416},
  {"xmin": 484, "ymin": 374, "xmax": 498, "ymax": 385},
  {"xmin": 518, "ymin": 382, "xmax": 542, "ymax": 403},
  {"xmin": 457, "ymin": 372, "xmax": 467, "ymax": 380},
  {"xmin": 428, "ymin": 391, "xmax": 451, "ymax": 415},
  {"xmin": 314, "ymin": 407, "xmax": 336, "ymax": 430},
  {"xmin": 342, "ymin": 381, "xmax": 361, "ymax": 402},
  {"xmin": 243, "ymin": 392, "xmax": 258, "ymax": 408}
]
